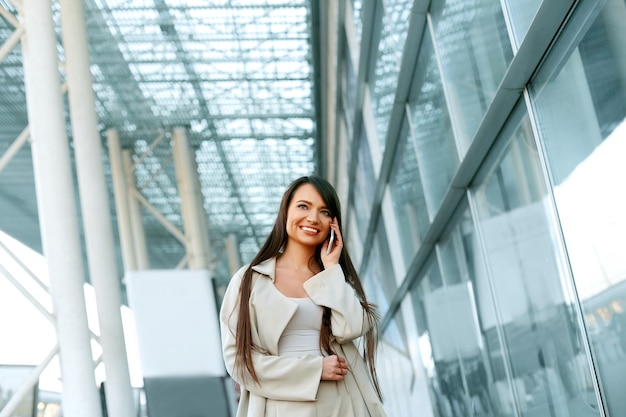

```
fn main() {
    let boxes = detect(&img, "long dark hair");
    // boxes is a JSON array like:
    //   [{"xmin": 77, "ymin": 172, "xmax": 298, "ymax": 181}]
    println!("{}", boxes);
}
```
[{"xmin": 233, "ymin": 175, "xmax": 383, "ymax": 400}]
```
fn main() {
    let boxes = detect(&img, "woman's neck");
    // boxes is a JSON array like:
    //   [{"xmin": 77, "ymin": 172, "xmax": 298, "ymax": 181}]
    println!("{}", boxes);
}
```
[{"xmin": 278, "ymin": 243, "xmax": 318, "ymax": 273}]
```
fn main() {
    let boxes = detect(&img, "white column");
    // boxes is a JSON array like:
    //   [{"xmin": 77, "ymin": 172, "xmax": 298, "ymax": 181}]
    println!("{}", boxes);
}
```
[
  {"xmin": 123, "ymin": 149, "xmax": 150, "ymax": 269},
  {"xmin": 19, "ymin": 2, "xmax": 102, "ymax": 417},
  {"xmin": 58, "ymin": 3, "xmax": 136, "ymax": 417},
  {"xmin": 108, "ymin": 129, "xmax": 137, "ymax": 272},
  {"xmin": 172, "ymin": 127, "xmax": 211, "ymax": 269}
]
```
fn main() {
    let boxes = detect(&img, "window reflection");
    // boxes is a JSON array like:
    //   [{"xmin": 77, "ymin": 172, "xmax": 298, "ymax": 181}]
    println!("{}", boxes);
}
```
[
  {"xmin": 472, "ymin": 104, "xmax": 598, "ymax": 416},
  {"xmin": 378, "ymin": 300, "xmax": 432, "ymax": 417},
  {"xmin": 530, "ymin": 1, "xmax": 626, "ymax": 414},
  {"xmin": 410, "ymin": 258, "xmax": 454, "ymax": 416},
  {"xmin": 437, "ymin": 206, "xmax": 500, "ymax": 417}
]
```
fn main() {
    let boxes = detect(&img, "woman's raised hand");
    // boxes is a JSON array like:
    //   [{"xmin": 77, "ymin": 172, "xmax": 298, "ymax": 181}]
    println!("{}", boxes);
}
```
[
  {"xmin": 321, "ymin": 354, "xmax": 349, "ymax": 381},
  {"xmin": 321, "ymin": 218, "xmax": 342, "ymax": 268}
]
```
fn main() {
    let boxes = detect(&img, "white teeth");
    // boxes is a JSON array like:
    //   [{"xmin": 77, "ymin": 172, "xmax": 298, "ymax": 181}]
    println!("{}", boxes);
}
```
[{"xmin": 301, "ymin": 227, "xmax": 318, "ymax": 233}]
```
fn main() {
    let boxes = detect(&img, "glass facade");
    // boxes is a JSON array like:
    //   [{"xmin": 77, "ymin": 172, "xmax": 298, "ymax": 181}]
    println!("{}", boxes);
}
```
[{"xmin": 330, "ymin": 0, "xmax": 626, "ymax": 416}]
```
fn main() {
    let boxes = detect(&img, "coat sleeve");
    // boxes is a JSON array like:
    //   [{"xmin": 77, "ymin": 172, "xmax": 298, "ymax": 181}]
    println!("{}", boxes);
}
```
[
  {"xmin": 303, "ymin": 264, "xmax": 369, "ymax": 343},
  {"xmin": 219, "ymin": 267, "xmax": 324, "ymax": 401}
]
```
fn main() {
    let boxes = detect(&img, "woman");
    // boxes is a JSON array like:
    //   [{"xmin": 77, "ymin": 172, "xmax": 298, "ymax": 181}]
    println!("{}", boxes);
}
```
[{"xmin": 220, "ymin": 175, "xmax": 387, "ymax": 417}]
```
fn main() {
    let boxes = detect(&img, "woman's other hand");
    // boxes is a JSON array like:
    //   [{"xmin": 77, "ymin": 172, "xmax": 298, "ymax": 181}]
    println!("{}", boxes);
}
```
[{"xmin": 321, "ymin": 354, "xmax": 349, "ymax": 381}]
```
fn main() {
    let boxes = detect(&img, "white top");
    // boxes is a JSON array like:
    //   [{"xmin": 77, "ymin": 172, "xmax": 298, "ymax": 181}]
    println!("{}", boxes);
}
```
[{"xmin": 277, "ymin": 297, "xmax": 324, "ymax": 357}]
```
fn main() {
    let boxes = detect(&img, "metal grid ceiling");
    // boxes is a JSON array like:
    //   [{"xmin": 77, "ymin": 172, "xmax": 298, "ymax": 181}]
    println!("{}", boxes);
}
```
[{"xmin": 0, "ymin": 0, "xmax": 319, "ymax": 289}]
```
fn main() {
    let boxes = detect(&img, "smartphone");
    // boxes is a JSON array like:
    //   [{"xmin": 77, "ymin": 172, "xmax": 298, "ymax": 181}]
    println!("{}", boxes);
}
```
[{"xmin": 327, "ymin": 229, "xmax": 335, "ymax": 254}]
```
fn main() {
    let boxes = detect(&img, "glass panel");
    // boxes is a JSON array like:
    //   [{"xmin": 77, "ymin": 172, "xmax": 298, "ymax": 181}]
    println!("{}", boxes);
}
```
[
  {"xmin": 388, "ymin": 118, "xmax": 429, "ymax": 266},
  {"xmin": 371, "ymin": 15, "xmax": 402, "ymax": 152},
  {"xmin": 472, "ymin": 104, "xmax": 600, "ymax": 416},
  {"xmin": 437, "ymin": 205, "xmax": 502, "ymax": 417},
  {"xmin": 378, "ymin": 325, "xmax": 416, "ymax": 417},
  {"xmin": 410, "ymin": 257, "xmax": 459, "ymax": 417},
  {"xmin": 381, "ymin": 0, "xmax": 413, "ymax": 57},
  {"xmin": 347, "ymin": 206, "xmax": 364, "ymax": 268},
  {"xmin": 529, "ymin": 2, "xmax": 626, "ymax": 415},
  {"xmin": 342, "ymin": 35, "xmax": 358, "ymax": 125},
  {"xmin": 0, "ymin": 365, "xmax": 37, "ymax": 416},
  {"xmin": 502, "ymin": 0, "xmax": 542, "ymax": 47},
  {"xmin": 341, "ymin": 96, "xmax": 354, "ymax": 181},
  {"xmin": 352, "ymin": 0, "xmax": 363, "ymax": 45},
  {"xmin": 336, "ymin": 114, "xmax": 351, "ymax": 204},
  {"xmin": 378, "ymin": 297, "xmax": 435, "ymax": 417},
  {"xmin": 364, "ymin": 216, "xmax": 398, "ymax": 317},
  {"xmin": 371, "ymin": 0, "xmax": 413, "ymax": 152},
  {"xmin": 408, "ymin": 29, "xmax": 458, "ymax": 215},
  {"xmin": 430, "ymin": 0, "xmax": 513, "ymax": 153},
  {"xmin": 353, "ymin": 130, "xmax": 376, "ymax": 230}
]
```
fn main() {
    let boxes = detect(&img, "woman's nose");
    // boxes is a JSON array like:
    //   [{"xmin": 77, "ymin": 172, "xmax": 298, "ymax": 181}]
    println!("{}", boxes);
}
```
[{"xmin": 306, "ymin": 212, "xmax": 319, "ymax": 223}]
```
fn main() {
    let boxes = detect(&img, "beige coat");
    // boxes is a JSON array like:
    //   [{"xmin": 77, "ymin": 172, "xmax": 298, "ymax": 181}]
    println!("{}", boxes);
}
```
[{"xmin": 220, "ymin": 258, "xmax": 387, "ymax": 417}]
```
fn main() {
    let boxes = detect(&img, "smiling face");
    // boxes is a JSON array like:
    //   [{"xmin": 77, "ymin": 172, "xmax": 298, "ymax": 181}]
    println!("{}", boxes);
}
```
[{"xmin": 285, "ymin": 183, "xmax": 333, "ymax": 249}]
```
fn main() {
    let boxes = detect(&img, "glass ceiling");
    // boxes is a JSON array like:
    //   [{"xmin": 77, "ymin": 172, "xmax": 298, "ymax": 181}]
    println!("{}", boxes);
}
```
[{"xmin": 0, "ymin": 0, "xmax": 319, "ymax": 292}]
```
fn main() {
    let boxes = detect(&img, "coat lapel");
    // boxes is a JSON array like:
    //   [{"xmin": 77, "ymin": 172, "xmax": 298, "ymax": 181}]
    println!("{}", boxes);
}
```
[{"xmin": 251, "ymin": 258, "xmax": 298, "ymax": 355}]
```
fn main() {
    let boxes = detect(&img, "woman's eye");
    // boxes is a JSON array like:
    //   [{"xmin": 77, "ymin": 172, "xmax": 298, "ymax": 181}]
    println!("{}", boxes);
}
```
[
  {"xmin": 321, "ymin": 210, "xmax": 332, "ymax": 217},
  {"xmin": 297, "ymin": 204, "xmax": 308, "ymax": 209}
]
